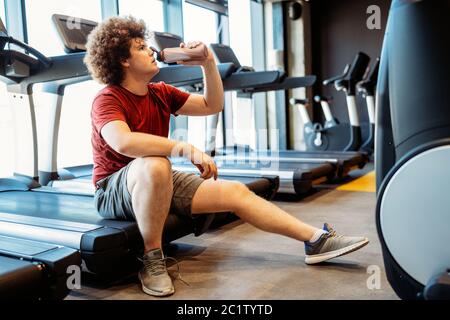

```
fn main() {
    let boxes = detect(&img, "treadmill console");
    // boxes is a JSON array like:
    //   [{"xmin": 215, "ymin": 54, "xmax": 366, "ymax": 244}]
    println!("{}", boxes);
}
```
[
  {"xmin": 150, "ymin": 31, "xmax": 183, "ymax": 51},
  {"xmin": 210, "ymin": 43, "xmax": 254, "ymax": 72},
  {"xmin": 52, "ymin": 14, "xmax": 98, "ymax": 53}
]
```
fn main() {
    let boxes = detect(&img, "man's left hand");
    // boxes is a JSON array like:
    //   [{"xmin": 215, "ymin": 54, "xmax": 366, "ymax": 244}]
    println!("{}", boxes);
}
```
[{"xmin": 176, "ymin": 41, "xmax": 215, "ymax": 67}]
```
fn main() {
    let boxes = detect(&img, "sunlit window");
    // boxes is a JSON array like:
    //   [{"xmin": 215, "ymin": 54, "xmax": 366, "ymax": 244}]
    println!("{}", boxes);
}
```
[
  {"xmin": 228, "ymin": 0, "xmax": 255, "ymax": 148},
  {"xmin": 183, "ymin": 2, "xmax": 217, "ymax": 44},
  {"xmin": 56, "ymin": 81, "xmax": 104, "ymax": 168},
  {"xmin": 183, "ymin": 1, "xmax": 218, "ymax": 151},
  {"xmin": 0, "ymin": 84, "xmax": 13, "ymax": 177},
  {"xmin": 0, "ymin": 1, "xmax": 12, "ymax": 177},
  {"xmin": 119, "ymin": 0, "xmax": 164, "ymax": 33},
  {"xmin": 24, "ymin": 0, "xmax": 102, "ymax": 169},
  {"xmin": 0, "ymin": 0, "xmax": 5, "ymax": 23},
  {"xmin": 25, "ymin": 0, "xmax": 101, "ymax": 56},
  {"xmin": 228, "ymin": 0, "xmax": 252, "ymax": 67}
]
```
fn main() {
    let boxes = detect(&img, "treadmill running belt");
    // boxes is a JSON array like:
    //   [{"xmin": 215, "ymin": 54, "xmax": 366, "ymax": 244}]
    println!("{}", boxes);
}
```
[{"xmin": 0, "ymin": 175, "xmax": 277, "ymax": 276}]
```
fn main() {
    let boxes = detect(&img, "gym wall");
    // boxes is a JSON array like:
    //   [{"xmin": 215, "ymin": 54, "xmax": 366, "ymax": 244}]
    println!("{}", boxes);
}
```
[{"xmin": 308, "ymin": 0, "xmax": 390, "ymax": 124}]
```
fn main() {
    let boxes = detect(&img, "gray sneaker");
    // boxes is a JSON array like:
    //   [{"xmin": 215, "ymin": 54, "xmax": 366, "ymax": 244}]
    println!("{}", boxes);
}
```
[
  {"xmin": 305, "ymin": 223, "xmax": 369, "ymax": 265},
  {"xmin": 138, "ymin": 248, "xmax": 175, "ymax": 297}
]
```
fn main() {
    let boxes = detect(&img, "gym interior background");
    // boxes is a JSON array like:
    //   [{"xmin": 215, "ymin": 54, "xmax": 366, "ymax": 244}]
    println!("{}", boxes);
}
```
[
  {"xmin": 0, "ymin": 0, "xmax": 449, "ymax": 301},
  {"xmin": 0, "ymin": 0, "xmax": 390, "ymax": 171}
]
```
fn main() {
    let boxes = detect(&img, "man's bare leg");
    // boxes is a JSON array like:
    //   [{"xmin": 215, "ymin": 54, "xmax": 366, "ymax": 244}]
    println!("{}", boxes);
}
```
[
  {"xmin": 127, "ymin": 157, "xmax": 173, "ymax": 253},
  {"xmin": 191, "ymin": 179, "xmax": 318, "ymax": 242},
  {"xmin": 191, "ymin": 179, "xmax": 369, "ymax": 264}
]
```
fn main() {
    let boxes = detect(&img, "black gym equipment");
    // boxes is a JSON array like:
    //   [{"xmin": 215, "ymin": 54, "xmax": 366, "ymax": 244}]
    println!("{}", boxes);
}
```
[
  {"xmin": 357, "ymin": 58, "xmax": 379, "ymax": 154},
  {"xmin": 151, "ymin": 33, "xmax": 344, "ymax": 196},
  {"xmin": 204, "ymin": 43, "xmax": 368, "ymax": 186},
  {"xmin": 376, "ymin": 0, "xmax": 450, "ymax": 300},
  {"xmin": 0, "ymin": 234, "xmax": 81, "ymax": 300},
  {"xmin": 210, "ymin": 42, "xmax": 316, "ymax": 94},
  {"xmin": 291, "ymin": 52, "xmax": 370, "ymax": 152},
  {"xmin": 288, "ymin": 2, "xmax": 303, "ymax": 21}
]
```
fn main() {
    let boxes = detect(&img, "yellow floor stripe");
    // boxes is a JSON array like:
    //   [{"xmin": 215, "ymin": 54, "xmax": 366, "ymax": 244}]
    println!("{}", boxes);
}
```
[{"xmin": 337, "ymin": 171, "xmax": 376, "ymax": 193}]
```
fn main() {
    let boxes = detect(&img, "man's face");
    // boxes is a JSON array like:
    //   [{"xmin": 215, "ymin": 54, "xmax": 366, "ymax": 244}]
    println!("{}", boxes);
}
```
[{"xmin": 124, "ymin": 38, "xmax": 159, "ymax": 79}]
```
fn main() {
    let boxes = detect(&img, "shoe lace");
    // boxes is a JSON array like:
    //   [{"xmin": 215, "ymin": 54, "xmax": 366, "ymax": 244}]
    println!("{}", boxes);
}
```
[
  {"xmin": 138, "ymin": 255, "xmax": 190, "ymax": 287},
  {"xmin": 323, "ymin": 226, "xmax": 342, "ymax": 239},
  {"xmin": 325, "ymin": 230, "xmax": 337, "ymax": 238},
  {"xmin": 166, "ymin": 256, "xmax": 190, "ymax": 287}
]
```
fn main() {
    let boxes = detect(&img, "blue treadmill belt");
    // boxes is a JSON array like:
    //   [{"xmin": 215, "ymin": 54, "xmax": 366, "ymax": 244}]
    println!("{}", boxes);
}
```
[{"xmin": 0, "ymin": 235, "xmax": 57, "ymax": 257}]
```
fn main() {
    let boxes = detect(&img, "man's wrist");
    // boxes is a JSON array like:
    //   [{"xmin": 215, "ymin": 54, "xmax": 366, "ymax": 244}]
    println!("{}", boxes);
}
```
[
  {"xmin": 201, "ymin": 58, "xmax": 216, "ymax": 69},
  {"xmin": 177, "ymin": 141, "xmax": 197, "ymax": 159},
  {"xmin": 172, "ymin": 141, "xmax": 189, "ymax": 158}
]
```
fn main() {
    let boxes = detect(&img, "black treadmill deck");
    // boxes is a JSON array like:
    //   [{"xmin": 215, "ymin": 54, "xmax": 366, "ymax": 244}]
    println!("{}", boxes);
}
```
[{"xmin": 0, "ymin": 174, "xmax": 278, "ymax": 277}]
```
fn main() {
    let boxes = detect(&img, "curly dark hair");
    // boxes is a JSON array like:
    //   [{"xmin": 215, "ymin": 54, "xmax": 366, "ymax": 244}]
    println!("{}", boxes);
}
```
[{"xmin": 84, "ymin": 16, "xmax": 148, "ymax": 85}]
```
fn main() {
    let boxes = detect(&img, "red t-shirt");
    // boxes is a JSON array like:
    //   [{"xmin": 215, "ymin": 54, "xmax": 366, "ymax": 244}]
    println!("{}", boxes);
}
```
[{"xmin": 91, "ymin": 82, "xmax": 190, "ymax": 184}]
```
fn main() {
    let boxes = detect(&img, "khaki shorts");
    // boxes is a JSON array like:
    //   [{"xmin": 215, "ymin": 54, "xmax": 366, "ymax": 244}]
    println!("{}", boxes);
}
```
[{"xmin": 94, "ymin": 161, "xmax": 205, "ymax": 221}]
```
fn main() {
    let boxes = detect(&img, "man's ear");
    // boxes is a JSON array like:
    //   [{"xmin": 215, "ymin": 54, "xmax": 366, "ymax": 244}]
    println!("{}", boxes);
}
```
[{"xmin": 121, "ymin": 59, "xmax": 130, "ymax": 68}]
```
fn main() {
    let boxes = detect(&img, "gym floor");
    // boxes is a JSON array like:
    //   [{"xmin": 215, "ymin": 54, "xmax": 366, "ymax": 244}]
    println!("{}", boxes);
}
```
[{"xmin": 67, "ymin": 163, "xmax": 399, "ymax": 300}]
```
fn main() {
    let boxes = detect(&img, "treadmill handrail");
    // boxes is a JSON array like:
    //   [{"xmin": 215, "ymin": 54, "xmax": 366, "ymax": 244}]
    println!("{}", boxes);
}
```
[
  {"xmin": 7, "ymin": 52, "xmax": 88, "ymax": 94},
  {"xmin": 152, "ymin": 62, "xmax": 235, "ymax": 88},
  {"xmin": 213, "ymin": 154, "xmax": 338, "ymax": 164},
  {"xmin": 1, "ymin": 35, "xmax": 52, "ymax": 68},
  {"xmin": 172, "ymin": 165, "xmax": 295, "ymax": 180},
  {"xmin": 222, "ymin": 70, "xmax": 283, "ymax": 91},
  {"xmin": 242, "ymin": 75, "xmax": 317, "ymax": 93},
  {"xmin": 323, "ymin": 64, "xmax": 350, "ymax": 86}
]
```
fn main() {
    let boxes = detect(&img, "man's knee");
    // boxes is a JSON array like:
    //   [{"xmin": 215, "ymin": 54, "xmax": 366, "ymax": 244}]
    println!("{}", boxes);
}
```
[
  {"xmin": 222, "ymin": 181, "xmax": 253, "ymax": 210},
  {"xmin": 129, "ymin": 157, "xmax": 172, "ymax": 188}
]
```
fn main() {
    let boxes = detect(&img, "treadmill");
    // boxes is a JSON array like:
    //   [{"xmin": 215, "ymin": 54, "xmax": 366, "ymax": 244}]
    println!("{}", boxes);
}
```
[
  {"xmin": 44, "ymin": 30, "xmax": 328, "ymax": 197},
  {"xmin": 0, "ymin": 235, "xmax": 81, "ymax": 300},
  {"xmin": 207, "ymin": 44, "xmax": 369, "ymax": 180},
  {"xmin": 150, "ymin": 32, "xmax": 339, "ymax": 196},
  {"xmin": 0, "ymin": 15, "xmax": 278, "ymax": 277},
  {"xmin": 43, "ymin": 17, "xmax": 279, "ymax": 200},
  {"xmin": 1, "ymin": 255, "xmax": 44, "ymax": 300},
  {"xmin": 45, "ymin": 16, "xmax": 279, "ymax": 224},
  {"xmin": 0, "ymin": 15, "xmax": 143, "ymax": 277}
]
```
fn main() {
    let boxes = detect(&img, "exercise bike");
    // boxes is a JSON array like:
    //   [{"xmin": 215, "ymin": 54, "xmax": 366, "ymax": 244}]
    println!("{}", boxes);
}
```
[
  {"xmin": 357, "ymin": 58, "xmax": 380, "ymax": 154},
  {"xmin": 290, "ymin": 52, "xmax": 370, "ymax": 152}
]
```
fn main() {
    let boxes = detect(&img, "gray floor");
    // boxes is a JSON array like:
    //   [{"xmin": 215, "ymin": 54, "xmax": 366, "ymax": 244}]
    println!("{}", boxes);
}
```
[{"xmin": 67, "ymin": 167, "xmax": 399, "ymax": 300}]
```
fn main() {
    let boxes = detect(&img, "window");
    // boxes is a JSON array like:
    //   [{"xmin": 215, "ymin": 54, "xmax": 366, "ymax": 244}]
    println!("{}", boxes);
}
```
[
  {"xmin": 56, "ymin": 81, "xmax": 104, "ymax": 168},
  {"xmin": 228, "ymin": 0, "xmax": 256, "ymax": 148},
  {"xmin": 0, "ymin": 84, "xmax": 13, "ymax": 177},
  {"xmin": 0, "ymin": 1, "xmax": 12, "ymax": 177},
  {"xmin": 118, "ymin": 0, "xmax": 164, "ymax": 33},
  {"xmin": 183, "ymin": 1, "xmax": 217, "ymax": 45},
  {"xmin": 0, "ymin": 0, "xmax": 5, "ymax": 23},
  {"xmin": 24, "ymin": 0, "xmax": 102, "ymax": 169},
  {"xmin": 228, "ymin": 0, "xmax": 252, "ymax": 67},
  {"xmin": 182, "ymin": 1, "xmax": 219, "ymax": 151},
  {"xmin": 185, "ymin": 0, "xmax": 228, "ymax": 15},
  {"xmin": 25, "ymin": 0, "xmax": 101, "ymax": 56}
]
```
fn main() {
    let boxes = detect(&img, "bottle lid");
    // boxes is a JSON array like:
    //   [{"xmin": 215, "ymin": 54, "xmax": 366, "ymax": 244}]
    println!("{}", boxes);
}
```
[{"xmin": 150, "ymin": 46, "xmax": 163, "ymax": 62}]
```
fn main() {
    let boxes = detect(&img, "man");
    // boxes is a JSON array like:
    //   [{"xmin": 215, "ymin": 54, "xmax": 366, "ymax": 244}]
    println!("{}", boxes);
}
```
[{"xmin": 85, "ymin": 16, "xmax": 369, "ymax": 297}]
